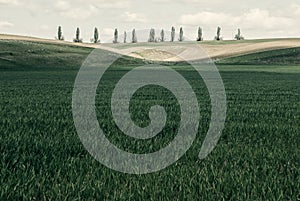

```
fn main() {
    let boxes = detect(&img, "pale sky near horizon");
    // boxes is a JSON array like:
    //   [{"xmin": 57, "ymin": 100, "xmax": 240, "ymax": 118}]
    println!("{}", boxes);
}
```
[{"xmin": 1, "ymin": 0, "xmax": 300, "ymax": 43}]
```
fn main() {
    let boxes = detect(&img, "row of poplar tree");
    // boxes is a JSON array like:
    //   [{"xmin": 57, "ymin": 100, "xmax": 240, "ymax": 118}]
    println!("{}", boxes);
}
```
[{"xmin": 56, "ymin": 26, "xmax": 244, "ymax": 43}]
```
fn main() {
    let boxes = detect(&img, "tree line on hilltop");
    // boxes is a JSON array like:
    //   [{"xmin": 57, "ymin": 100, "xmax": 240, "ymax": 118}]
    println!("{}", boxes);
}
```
[{"xmin": 56, "ymin": 26, "xmax": 245, "ymax": 43}]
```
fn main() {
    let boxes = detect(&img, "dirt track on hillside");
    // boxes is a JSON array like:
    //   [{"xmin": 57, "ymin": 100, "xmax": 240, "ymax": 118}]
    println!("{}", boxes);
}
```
[{"xmin": 2, "ymin": 34, "xmax": 300, "ymax": 61}]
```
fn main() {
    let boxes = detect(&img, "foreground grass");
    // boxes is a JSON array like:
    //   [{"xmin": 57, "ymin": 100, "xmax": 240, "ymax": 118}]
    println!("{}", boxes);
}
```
[{"xmin": 0, "ymin": 40, "xmax": 299, "ymax": 200}]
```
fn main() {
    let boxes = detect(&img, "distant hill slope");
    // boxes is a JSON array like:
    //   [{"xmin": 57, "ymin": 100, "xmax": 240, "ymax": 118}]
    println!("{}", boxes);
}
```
[
  {"xmin": 217, "ymin": 47, "xmax": 300, "ymax": 65},
  {"xmin": 2, "ymin": 34, "xmax": 300, "ymax": 61},
  {"xmin": 0, "ymin": 39, "xmax": 92, "ymax": 70},
  {"xmin": 1, "ymin": 35, "xmax": 300, "ymax": 67},
  {"xmin": 102, "ymin": 38, "xmax": 300, "ymax": 61}
]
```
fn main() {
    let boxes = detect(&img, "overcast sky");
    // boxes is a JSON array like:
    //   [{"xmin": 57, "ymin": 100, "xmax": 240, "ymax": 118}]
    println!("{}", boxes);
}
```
[{"xmin": 1, "ymin": 0, "xmax": 300, "ymax": 42}]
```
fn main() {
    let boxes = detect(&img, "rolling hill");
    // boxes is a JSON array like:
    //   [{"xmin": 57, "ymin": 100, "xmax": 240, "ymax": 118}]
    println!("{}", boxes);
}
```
[{"xmin": 2, "ymin": 34, "xmax": 300, "ymax": 63}]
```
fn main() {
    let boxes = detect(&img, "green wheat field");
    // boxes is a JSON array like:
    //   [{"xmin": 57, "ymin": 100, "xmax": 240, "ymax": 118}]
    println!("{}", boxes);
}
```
[{"xmin": 0, "ymin": 40, "xmax": 299, "ymax": 200}]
